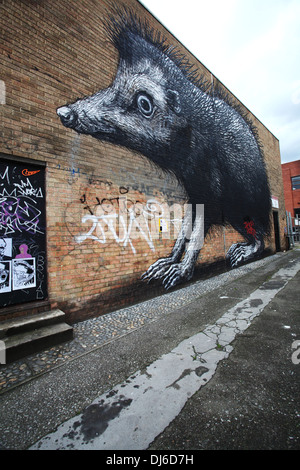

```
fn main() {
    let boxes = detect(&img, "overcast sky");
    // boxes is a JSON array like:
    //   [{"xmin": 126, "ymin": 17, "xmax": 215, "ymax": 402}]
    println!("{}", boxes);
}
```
[{"xmin": 139, "ymin": 0, "xmax": 300, "ymax": 164}]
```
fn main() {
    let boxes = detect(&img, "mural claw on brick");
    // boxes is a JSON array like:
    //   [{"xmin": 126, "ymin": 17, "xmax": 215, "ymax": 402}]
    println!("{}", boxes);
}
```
[{"xmin": 57, "ymin": 6, "xmax": 271, "ymax": 289}]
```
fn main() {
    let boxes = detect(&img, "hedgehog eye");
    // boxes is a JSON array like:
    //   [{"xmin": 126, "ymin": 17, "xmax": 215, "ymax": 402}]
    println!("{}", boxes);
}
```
[{"xmin": 136, "ymin": 93, "xmax": 154, "ymax": 117}]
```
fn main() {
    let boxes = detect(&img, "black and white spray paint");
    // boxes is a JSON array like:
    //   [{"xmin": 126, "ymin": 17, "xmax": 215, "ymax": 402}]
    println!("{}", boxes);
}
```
[
  {"xmin": 0, "ymin": 160, "xmax": 47, "ymax": 307},
  {"xmin": 57, "ymin": 6, "xmax": 271, "ymax": 289}
]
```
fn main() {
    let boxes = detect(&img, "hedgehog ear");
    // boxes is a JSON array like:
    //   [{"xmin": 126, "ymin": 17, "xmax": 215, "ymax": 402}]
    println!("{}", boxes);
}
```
[{"xmin": 167, "ymin": 89, "xmax": 181, "ymax": 114}]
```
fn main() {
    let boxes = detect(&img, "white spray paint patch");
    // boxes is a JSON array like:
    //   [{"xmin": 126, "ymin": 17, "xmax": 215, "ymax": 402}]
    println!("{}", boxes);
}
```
[{"xmin": 31, "ymin": 259, "xmax": 300, "ymax": 450}]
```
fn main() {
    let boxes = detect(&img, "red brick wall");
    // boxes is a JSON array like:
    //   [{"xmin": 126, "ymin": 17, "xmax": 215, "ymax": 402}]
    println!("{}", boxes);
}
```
[
  {"xmin": 0, "ymin": 0, "xmax": 286, "ymax": 322},
  {"xmin": 282, "ymin": 160, "xmax": 300, "ymax": 216}
]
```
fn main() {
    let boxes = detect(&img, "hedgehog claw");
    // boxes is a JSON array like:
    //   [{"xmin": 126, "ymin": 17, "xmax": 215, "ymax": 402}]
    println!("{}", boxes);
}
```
[
  {"xmin": 226, "ymin": 240, "xmax": 262, "ymax": 268},
  {"xmin": 226, "ymin": 243, "xmax": 247, "ymax": 267},
  {"xmin": 142, "ymin": 258, "xmax": 193, "ymax": 289},
  {"xmin": 162, "ymin": 263, "xmax": 193, "ymax": 290},
  {"xmin": 141, "ymin": 257, "xmax": 173, "ymax": 283}
]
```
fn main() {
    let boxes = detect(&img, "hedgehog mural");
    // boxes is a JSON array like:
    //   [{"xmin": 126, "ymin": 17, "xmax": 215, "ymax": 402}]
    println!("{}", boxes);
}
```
[{"xmin": 57, "ymin": 6, "xmax": 271, "ymax": 290}]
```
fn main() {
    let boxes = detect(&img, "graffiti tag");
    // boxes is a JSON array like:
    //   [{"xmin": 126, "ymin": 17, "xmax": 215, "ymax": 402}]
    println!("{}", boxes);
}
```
[
  {"xmin": 244, "ymin": 220, "xmax": 257, "ymax": 239},
  {"xmin": 0, "ymin": 197, "xmax": 43, "ymax": 235},
  {"xmin": 75, "ymin": 198, "xmax": 183, "ymax": 254},
  {"xmin": 22, "ymin": 169, "xmax": 41, "ymax": 177}
]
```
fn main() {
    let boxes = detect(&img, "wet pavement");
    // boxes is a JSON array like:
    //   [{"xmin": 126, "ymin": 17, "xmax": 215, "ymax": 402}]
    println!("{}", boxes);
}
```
[
  {"xmin": 0, "ymin": 251, "xmax": 289, "ymax": 394},
  {"xmin": 0, "ymin": 247, "xmax": 299, "ymax": 450}
]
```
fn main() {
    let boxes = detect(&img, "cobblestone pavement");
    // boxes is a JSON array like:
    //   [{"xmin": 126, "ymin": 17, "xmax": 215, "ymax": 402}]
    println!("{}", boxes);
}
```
[{"xmin": 0, "ymin": 253, "xmax": 289, "ymax": 393}]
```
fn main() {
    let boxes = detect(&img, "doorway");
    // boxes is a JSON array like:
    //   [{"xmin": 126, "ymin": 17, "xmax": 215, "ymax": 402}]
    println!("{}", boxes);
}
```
[
  {"xmin": 272, "ymin": 211, "xmax": 281, "ymax": 252},
  {"xmin": 0, "ymin": 157, "xmax": 47, "ymax": 308}
]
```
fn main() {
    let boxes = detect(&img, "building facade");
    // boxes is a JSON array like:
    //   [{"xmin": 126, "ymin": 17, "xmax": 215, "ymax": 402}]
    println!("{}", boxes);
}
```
[
  {"xmin": 1, "ymin": 0, "xmax": 286, "ymax": 323},
  {"xmin": 282, "ymin": 160, "xmax": 300, "ymax": 218}
]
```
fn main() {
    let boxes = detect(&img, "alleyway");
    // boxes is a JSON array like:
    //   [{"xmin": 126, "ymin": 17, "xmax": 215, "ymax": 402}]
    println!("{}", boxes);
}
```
[{"xmin": 0, "ymin": 248, "xmax": 299, "ymax": 450}]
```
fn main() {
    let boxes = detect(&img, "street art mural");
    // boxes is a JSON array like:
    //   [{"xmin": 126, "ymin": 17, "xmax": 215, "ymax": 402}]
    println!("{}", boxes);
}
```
[
  {"xmin": 64, "ymin": 175, "xmax": 184, "ymax": 263},
  {"xmin": 57, "ymin": 6, "xmax": 271, "ymax": 290},
  {"xmin": 0, "ymin": 159, "xmax": 47, "ymax": 307},
  {"xmin": 74, "ymin": 196, "xmax": 180, "ymax": 255}
]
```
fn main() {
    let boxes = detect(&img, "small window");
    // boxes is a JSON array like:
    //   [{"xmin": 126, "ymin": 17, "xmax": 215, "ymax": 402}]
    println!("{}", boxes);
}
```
[{"xmin": 291, "ymin": 176, "xmax": 300, "ymax": 190}]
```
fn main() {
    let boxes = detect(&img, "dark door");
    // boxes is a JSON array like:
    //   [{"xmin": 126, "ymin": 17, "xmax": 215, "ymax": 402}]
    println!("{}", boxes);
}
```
[
  {"xmin": 273, "ymin": 211, "xmax": 281, "ymax": 252},
  {"xmin": 0, "ymin": 158, "xmax": 47, "ymax": 308}
]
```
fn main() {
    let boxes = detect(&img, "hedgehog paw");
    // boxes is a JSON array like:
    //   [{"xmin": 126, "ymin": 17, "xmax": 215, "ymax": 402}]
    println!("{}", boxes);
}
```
[
  {"xmin": 226, "ymin": 242, "xmax": 251, "ymax": 267},
  {"xmin": 141, "ymin": 257, "xmax": 174, "ymax": 283},
  {"xmin": 162, "ymin": 263, "xmax": 193, "ymax": 290}
]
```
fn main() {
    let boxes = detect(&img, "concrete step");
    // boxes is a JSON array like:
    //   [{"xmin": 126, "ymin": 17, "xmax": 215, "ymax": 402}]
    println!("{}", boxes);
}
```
[
  {"xmin": 0, "ymin": 310, "xmax": 74, "ymax": 364},
  {"xmin": 0, "ymin": 309, "xmax": 66, "ymax": 339}
]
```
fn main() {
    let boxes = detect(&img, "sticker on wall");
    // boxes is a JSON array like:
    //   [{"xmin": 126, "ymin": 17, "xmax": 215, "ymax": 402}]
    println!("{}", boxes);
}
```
[
  {"xmin": 0, "ymin": 237, "xmax": 12, "ymax": 260},
  {"xmin": 12, "ymin": 258, "xmax": 36, "ymax": 291},
  {"xmin": 159, "ymin": 218, "xmax": 168, "ymax": 233},
  {"xmin": 57, "ymin": 5, "xmax": 272, "ymax": 290},
  {"xmin": 15, "ymin": 243, "xmax": 32, "ymax": 259},
  {"xmin": 0, "ymin": 261, "xmax": 11, "ymax": 293}
]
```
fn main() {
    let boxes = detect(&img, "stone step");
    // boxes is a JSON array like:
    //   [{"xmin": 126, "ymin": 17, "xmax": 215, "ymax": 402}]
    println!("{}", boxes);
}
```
[
  {"xmin": 0, "ymin": 310, "xmax": 74, "ymax": 364},
  {"xmin": 1, "ymin": 322, "xmax": 74, "ymax": 364},
  {"xmin": 0, "ymin": 309, "xmax": 66, "ymax": 339}
]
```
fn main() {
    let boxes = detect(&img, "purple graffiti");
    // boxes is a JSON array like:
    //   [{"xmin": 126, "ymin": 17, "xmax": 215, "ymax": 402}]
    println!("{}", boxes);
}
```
[
  {"xmin": 15, "ymin": 244, "xmax": 32, "ymax": 259},
  {"xmin": 0, "ymin": 197, "xmax": 43, "ymax": 235}
]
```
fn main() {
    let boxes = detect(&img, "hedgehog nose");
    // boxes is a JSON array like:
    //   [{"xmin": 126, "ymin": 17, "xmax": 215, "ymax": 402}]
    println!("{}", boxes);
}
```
[{"xmin": 57, "ymin": 106, "xmax": 77, "ymax": 128}]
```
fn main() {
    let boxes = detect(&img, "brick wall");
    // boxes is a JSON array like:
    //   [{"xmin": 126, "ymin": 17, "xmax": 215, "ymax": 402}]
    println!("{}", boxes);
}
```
[
  {"xmin": 282, "ymin": 160, "xmax": 300, "ymax": 216},
  {"xmin": 0, "ymin": 0, "xmax": 286, "ymax": 322}
]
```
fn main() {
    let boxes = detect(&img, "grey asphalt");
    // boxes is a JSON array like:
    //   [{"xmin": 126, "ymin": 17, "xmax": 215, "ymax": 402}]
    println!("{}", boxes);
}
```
[{"xmin": 0, "ymin": 248, "xmax": 299, "ymax": 451}]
